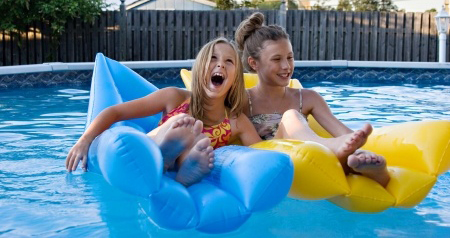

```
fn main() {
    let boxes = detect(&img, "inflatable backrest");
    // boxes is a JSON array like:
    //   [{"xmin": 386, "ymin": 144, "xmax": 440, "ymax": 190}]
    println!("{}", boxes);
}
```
[{"xmin": 87, "ymin": 54, "xmax": 162, "ymax": 133}]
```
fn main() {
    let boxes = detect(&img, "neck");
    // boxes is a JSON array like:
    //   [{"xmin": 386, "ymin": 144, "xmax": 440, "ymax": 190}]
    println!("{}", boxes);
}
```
[
  {"xmin": 256, "ymin": 83, "xmax": 286, "ymax": 99},
  {"xmin": 202, "ymin": 97, "xmax": 227, "ymax": 126}
]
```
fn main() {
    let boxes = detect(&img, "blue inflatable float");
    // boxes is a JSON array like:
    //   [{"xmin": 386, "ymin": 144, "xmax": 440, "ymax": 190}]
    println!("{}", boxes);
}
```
[{"xmin": 85, "ymin": 53, "xmax": 294, "ymax": 233}]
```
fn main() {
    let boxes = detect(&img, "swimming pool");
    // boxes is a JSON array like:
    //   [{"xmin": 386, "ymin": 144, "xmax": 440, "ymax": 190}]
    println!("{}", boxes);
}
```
[{"xmin": 0, "ymin": 70, "xmax": 449, "ymax": 237}]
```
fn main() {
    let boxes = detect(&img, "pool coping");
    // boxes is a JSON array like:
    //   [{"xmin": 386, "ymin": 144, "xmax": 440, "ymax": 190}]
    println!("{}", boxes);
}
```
[{"xmin": 1, "ymin": 60, "xmax": 450, "ymax": 75}]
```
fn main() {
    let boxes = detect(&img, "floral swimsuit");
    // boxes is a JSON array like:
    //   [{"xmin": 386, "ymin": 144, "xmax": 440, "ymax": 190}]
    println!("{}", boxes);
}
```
[{"xmin": 247, "ymin": 89, "xmax": 306, "ymax": 140}]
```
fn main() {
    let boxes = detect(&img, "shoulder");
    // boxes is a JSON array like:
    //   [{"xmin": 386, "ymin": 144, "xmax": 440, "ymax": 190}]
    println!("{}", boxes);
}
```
[
  {"xmin": 154, "ymin": 87, "xmax": 190, "ymax": 101},
  {"xmin": 148, "ymin": 87, "xmax": 190, "ymax": 112},
  {"xmin": 301, "ymin": 88, "xmax": 322, "ymax": 99},
  {"xmin": 158, "ymin": 87, "xmax": 190, "ymax": 97}
]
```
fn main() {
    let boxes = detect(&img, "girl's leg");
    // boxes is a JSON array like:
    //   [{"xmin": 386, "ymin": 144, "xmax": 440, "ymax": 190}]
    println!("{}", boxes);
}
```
[
  {"xmin": 148, "ymin": 113, "xmax": 198, "ymax": 170},
  {"xmin": 274, "ymin": 109, "xmax": 390, "ymax": 187},
  {"xmin": 274, "ymin": 109, "xmax": 371, "ymax": 170}
]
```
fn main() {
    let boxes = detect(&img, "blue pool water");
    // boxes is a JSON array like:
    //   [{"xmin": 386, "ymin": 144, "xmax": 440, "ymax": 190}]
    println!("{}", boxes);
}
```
[{"xmin": 0, "ymin": 81, "xmax": 449, "ymax": 237}]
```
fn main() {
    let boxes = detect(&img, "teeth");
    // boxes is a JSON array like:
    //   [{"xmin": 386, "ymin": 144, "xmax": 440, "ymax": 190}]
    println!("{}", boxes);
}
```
[{"xmin": 213, "ymin": 72, "xmax": 224, "ymax": 77}]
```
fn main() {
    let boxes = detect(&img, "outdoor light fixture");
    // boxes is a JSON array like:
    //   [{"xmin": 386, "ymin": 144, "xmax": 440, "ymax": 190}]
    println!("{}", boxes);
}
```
[{"xmin": 435, "ymin": 6, "xmax": 450, "ymax": 63}]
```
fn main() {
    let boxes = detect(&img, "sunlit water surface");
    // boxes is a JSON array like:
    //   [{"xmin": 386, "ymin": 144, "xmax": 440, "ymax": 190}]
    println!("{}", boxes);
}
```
[{"xmin": 0, "ymin": 81, "xmax": 449, "ymax": 237}]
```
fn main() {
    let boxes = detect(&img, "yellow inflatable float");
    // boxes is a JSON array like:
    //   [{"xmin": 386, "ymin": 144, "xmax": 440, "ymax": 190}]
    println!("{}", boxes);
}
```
[{"xmin": 180, "ymin": 69, "xmax": 450, "ymax": 213}]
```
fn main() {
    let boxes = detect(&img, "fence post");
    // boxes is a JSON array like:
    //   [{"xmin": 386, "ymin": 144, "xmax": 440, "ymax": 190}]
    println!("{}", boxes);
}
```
[
  {"xmin": 279, "ymin": 0, "xmax": 287, "ymax": 29},
  {"xmin": 119, "ymin": 0, "xmax": 127, "ymax": 61}
]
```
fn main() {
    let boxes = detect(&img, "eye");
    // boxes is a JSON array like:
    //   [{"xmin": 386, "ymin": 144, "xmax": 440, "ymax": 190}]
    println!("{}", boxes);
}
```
[{"xmin": 226, "ymin": 59, "xmax": 234, "ymax": 64}]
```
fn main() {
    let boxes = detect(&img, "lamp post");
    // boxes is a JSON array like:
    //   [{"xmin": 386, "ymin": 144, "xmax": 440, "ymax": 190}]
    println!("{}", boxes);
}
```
[
  {"xmin": 279, "ymin": 0, "xmax": 287, "ymax": 29},
  {"xmin": 435, "ymin": 6, "xmax": 450, "ymax": 63},
  {"xmin": 120, "ymin": 0, "xmax": 127, "ymax": 61}
]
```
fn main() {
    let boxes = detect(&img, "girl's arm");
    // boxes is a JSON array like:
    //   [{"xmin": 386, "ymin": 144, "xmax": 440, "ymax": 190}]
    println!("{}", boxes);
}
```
[
  {"xmin": 66, "ymin": 87, "xmax": 189, "ymax": 172},
  {"xmin": 233, "ymin": 114, "xmax": 262, "ymax": 146},
  {"xmin": 302, "ymin": 89, "xmax": 353, "ymax": 137}
]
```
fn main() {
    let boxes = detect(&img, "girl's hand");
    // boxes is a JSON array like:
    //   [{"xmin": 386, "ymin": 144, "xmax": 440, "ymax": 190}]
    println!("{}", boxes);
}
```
[{"xmin": 65, "ymin": 138, "xmax": 91, "ymax": 172}]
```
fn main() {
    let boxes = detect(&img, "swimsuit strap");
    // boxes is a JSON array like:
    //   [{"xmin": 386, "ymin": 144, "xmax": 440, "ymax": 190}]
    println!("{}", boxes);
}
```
[
  {"xmin": 299, "ymin": 89, "xmax": 303, "ymax": 114},
  {"xmin": 159, "ymin": 99, "xmax": 190, "ymax": 125},
  {"xmin": 246, "ymin": 90, "xmax": 253, "ymax": 117}
]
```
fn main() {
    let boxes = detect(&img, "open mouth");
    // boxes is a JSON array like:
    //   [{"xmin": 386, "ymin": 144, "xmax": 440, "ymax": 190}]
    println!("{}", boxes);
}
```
[{"xmin": 211, "ymin": 73, "xmax": 225, "ymax": 86}]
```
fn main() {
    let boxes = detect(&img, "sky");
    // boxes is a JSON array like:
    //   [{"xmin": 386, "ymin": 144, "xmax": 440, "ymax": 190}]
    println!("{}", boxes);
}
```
[
  {"xmin": 104, "ymin": 0, "xmax": 448, "ymax": 12},
  {"xmin": 311, "ymin": 0, "xmax": 447, "ymax": 12}
]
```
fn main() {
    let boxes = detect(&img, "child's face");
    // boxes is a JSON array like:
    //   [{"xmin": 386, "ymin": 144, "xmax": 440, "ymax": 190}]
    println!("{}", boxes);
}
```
[
  {"xmin": 252, "ymin": 38, "xmax": 294, "ymax": 87},
  {"xmin": 205, "ymin": 43, "xmax": 237, "ymax": 99}
]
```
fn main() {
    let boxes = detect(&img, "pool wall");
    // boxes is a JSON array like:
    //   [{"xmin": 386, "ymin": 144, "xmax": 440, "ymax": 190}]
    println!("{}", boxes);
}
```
[{"xmin": 1, "ymin": 60, "xmax": 450, "ymax": 88}]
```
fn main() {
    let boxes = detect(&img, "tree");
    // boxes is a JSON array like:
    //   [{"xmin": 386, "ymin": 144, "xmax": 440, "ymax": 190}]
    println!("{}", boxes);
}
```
[
  {"xmin": 255, "ymin": 0, "xmax": 298, "ymax": 10},
  {"xmin": 0, "ymin": 0, "xmax": 108, "ymax": 60},
  {"xmin": 352, "ymin": 0, "xmax": 379, "ymax": 11},
  {"xmin": 216, "ymin": 0, "xmax": 237, "ymax": 10},
  {"xmin": 351, "ymin": 0, "xmax": 397, "ymax": 12},
  {"xmin": 0, "ymin": 0, "xmax": 107, "ymax": 35},
  {"xmin": 378, "ymin": 0, "xmax": 397, "ymax": 12},
  {"xmin": 311, "ymin": 0, "xmax": 335, "ymax": 10},
  {"xmin": 425, "ymin": 8, "xmax": 437, "ymax": 13},
  {"xmin": 337, "ymin": 0, "xmax": 352, "ymax": 11}
]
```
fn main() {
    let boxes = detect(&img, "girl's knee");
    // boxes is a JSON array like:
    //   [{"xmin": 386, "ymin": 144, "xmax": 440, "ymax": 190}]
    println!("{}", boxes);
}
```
[
  {"xmin": 280, "ymin": 109, "xmax": 308, "ymax": 129},
  {"xmin": 282, "ymin": 109, "xmax": 301, "ymax": 121}
]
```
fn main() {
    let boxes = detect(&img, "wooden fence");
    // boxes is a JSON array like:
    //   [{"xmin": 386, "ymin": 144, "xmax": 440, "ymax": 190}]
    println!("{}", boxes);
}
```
[{"xmin": 0, "ymin": 10, "xmax": 447, "ymax": 66}]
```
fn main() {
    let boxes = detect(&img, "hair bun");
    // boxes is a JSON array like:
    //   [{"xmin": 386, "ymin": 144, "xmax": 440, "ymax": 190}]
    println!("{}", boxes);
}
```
[{"xmin": 235, "ymin": 12, "xmax": 265, "ymax": 51}]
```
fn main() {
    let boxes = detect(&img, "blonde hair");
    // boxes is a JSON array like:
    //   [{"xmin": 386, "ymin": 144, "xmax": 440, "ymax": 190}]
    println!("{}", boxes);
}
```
[
  {"xmin": 235, "ymin": 12, "xmax": 290, "ymax": 73},
  {"xmin": 190, "ymin": 37, "xmax": 246, "ymax": 122}
]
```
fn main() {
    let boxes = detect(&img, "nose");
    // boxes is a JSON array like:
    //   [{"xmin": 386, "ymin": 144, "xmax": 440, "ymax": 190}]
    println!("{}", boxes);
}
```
[
  {"xmin": 281, "ymin": 59, "xmax": 290, "ymax": 70},
  {"xmin": 216, "ymin": 63, "xmax": 224, "ymax": 68}
]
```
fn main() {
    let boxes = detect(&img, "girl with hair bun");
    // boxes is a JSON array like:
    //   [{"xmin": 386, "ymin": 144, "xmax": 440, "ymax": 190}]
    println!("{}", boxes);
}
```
[{"xmin": 235, "ymin": 12, "xmax": 390, "ymax": 187}]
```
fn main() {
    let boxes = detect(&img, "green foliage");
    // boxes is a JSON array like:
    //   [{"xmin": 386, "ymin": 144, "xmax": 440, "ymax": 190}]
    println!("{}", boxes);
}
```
[
  {"xmin": 216, "ymin": 0, "xmax": 297, "ymax": 10},
  {"xmin": 337, "ymin": 0, "xmax": 352, "ymax": 11},
  {"xmin": 288, "ymin": 0, "xmax": 298, "ymax": 10},
  {"xmin": 0, "ymin": 0, "xmax": 108, "ymax": 35},
  {"xmin": 426, "ymin": 8, "xmax": 437, "ymax": 13},
  {"xmin": 328, "ymin": 0, "xmax": 399, "ymax": 12},
  {"xmin": 311, "ymin": 0, "xmax": 335, "ymax": 10},
  {"xmin": 257, "ymin": 1, "xmax": 281, "ymax": 10},
  {"xmin": 0, "ymin": 0, "xmax": 107, "ymax": 61},
  {"xmin": 216, "ymin": 0, "xmax": 238, "ymax": 10},
  {"xmin": 351, "ymin": 0, "xmax": 397, "ymax": 12},
  {"xmin": 240, "ymin": 0, "xmax": 261, "ymax": 9}
]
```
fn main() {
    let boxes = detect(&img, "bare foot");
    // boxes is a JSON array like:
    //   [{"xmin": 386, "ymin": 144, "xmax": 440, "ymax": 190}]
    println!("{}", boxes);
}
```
[
  {"xmin": 158, "ymin": 116, "xmax": 198, "ymax": 170},
  {"xmin": 348, "ymin": 150, "xmax": 390, "ymax": 187},
  {"xmin": 175, "ymin": 135, "xmax": 215, "ymax": 187},
  {"xmin": 332, "ymin": 124, "xmax": 373, "ymax": 162}
]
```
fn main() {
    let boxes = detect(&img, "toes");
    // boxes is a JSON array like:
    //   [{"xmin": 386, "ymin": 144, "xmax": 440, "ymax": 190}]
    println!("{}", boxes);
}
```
[
  {"xmin": 363, "ymin": 123, "xmax": 373, "ymax": 136},
  {"xmin": 171, "ymin": 120, "xmax": 181, "ymax": 128},
  {"xmin": 195, "ymin": 137, "xmax": 211, "ymax": 150},
  {"xmin": 192, "ymin": 120, "xmax": 203, "ymax": 135},
  {"xmin": 347, "ymin": 154, "xmax": 360, "ymax": 168},
  {"xmin": 183, "ymin": 116, "xmax": 195, "ymax": 127}
]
